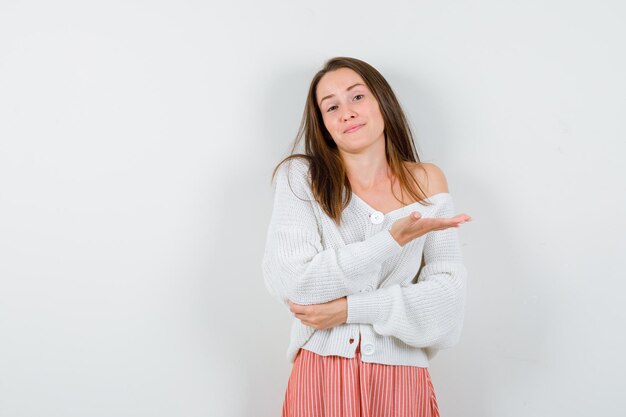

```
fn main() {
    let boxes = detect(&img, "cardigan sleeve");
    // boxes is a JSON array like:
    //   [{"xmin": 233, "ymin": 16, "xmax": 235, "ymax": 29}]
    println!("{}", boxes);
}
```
[
  {"xmin": 345, "ymin": 193, "xmax": 467, "ymax": 350},
  {"xmin": 261, "ymin": 159, "xmax": 404, "ymax": 309}
]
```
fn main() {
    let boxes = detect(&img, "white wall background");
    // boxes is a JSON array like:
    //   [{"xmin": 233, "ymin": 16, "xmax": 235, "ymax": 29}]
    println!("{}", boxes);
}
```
[{"xmin": 1, "ymin": 1, "xmax": 624, "ymax": 416}]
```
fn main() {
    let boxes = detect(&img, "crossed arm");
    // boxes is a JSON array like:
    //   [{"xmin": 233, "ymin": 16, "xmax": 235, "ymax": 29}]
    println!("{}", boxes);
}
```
[{"xmin": 262, "ymin": 160, "xmax": 469, "ymax": 349}]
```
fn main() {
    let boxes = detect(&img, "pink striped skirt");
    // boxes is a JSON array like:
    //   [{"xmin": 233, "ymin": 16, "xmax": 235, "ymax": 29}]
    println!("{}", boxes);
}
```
[{"xmin": 282, "ymin": 339, "xmax": 440, "ymax": 417}]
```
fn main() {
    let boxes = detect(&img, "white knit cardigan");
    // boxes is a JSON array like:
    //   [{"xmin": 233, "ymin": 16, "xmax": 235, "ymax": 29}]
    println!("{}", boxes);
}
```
[{"xmin": 262, "ymin": 157, "xmax": 467, "ymax": 367}]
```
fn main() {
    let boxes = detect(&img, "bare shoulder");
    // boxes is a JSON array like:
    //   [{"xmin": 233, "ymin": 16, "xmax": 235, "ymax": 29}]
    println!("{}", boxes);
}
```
[{"xmin": 407, "ymin": 161, "xmax": 449, "ymax": 196}]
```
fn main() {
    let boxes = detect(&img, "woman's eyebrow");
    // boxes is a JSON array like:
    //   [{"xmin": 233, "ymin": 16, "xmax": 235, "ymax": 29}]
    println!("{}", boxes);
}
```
[{"xmin": 319, "ymin": 83, "xmax": 365, "ymax": 106}]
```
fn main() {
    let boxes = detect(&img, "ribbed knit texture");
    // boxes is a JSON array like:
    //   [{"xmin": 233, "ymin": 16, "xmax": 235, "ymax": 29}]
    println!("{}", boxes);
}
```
[{"xmin": 262, "ymin": 157, "xmax": 467, "ymax": 367}]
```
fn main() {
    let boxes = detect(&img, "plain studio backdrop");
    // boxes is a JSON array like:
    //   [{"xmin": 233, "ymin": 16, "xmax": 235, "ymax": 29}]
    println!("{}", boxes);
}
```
[{"xmin": 1, "ymin": 1, "xmax": 625, "ymax": 416}]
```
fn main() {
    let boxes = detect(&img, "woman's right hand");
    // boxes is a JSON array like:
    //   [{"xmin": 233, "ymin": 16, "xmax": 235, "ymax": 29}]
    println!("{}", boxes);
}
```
[{"xmin": 389, "ymin": 211, "xmax": 472, "ymax": 247}]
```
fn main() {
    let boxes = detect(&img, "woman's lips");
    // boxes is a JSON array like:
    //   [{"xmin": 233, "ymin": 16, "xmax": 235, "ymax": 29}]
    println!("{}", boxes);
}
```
[{"xmin": 344, "ymin": 124, "xmax": 364, "ymax": 133}]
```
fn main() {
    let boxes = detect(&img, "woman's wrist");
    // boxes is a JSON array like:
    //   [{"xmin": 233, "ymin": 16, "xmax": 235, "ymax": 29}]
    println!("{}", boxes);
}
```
[{"xmin": 389, "ymin": 228, "xmax": 407, "ymax": 247}]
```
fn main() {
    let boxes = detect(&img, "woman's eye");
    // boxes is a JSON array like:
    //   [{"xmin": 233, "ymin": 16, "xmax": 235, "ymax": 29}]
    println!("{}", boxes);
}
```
[{"xmin": 326, "ymin": 96, "xmax": 362, "ymax": 112}]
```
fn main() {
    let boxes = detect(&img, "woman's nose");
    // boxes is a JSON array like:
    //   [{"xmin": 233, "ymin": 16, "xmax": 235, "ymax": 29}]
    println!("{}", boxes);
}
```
[{"xmin": 342, "ymin": 108, "xmax": 356, "ymax": 121}]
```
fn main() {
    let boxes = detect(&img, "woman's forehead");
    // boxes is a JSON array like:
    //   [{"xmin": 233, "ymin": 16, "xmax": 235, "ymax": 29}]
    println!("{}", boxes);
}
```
[{"xmin": 316, "ymin": 68, "xmax": 367, "ymax": 100}]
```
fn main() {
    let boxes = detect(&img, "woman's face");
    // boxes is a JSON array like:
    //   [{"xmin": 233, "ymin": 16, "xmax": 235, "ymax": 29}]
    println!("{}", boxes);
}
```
[{"xmin": 316, "ymin": 67, "xmax": 385, "ymax": 153}]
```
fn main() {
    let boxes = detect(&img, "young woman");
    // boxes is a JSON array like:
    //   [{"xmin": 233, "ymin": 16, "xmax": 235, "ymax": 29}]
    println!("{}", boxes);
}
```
[{"xmin": 262, "ymin": 56, "xmax": 472, "ymax": 417}]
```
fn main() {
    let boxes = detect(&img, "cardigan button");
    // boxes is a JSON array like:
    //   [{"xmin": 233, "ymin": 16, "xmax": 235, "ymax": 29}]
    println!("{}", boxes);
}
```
[
  {"xmin": 360, "ymin": 284, "xmax": 374, "ymax": 293},
  {"xmin": 362, "ymin": 343, "xmax": 375, "ymax": 355},
  {"xmin": 370, "ymin": 211, "xmax": 384, "ymax": 224}
]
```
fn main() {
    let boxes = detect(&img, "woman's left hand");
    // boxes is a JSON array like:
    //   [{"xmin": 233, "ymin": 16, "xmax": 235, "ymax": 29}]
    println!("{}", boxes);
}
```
[{"xmin": 288, "ymin": 297, "xmax": 348, "ymax": 330}]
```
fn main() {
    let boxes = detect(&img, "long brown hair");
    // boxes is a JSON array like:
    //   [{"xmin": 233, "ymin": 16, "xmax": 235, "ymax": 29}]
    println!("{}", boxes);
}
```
[{"xmin": 270, "ymin": 56, "xmax": 433, "ymax": 225}]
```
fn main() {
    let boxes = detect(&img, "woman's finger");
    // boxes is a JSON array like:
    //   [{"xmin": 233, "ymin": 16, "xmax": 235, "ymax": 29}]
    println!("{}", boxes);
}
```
[{"xmin": 426, "ymin": 216, "xmax": 471, "ymax": 231}]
